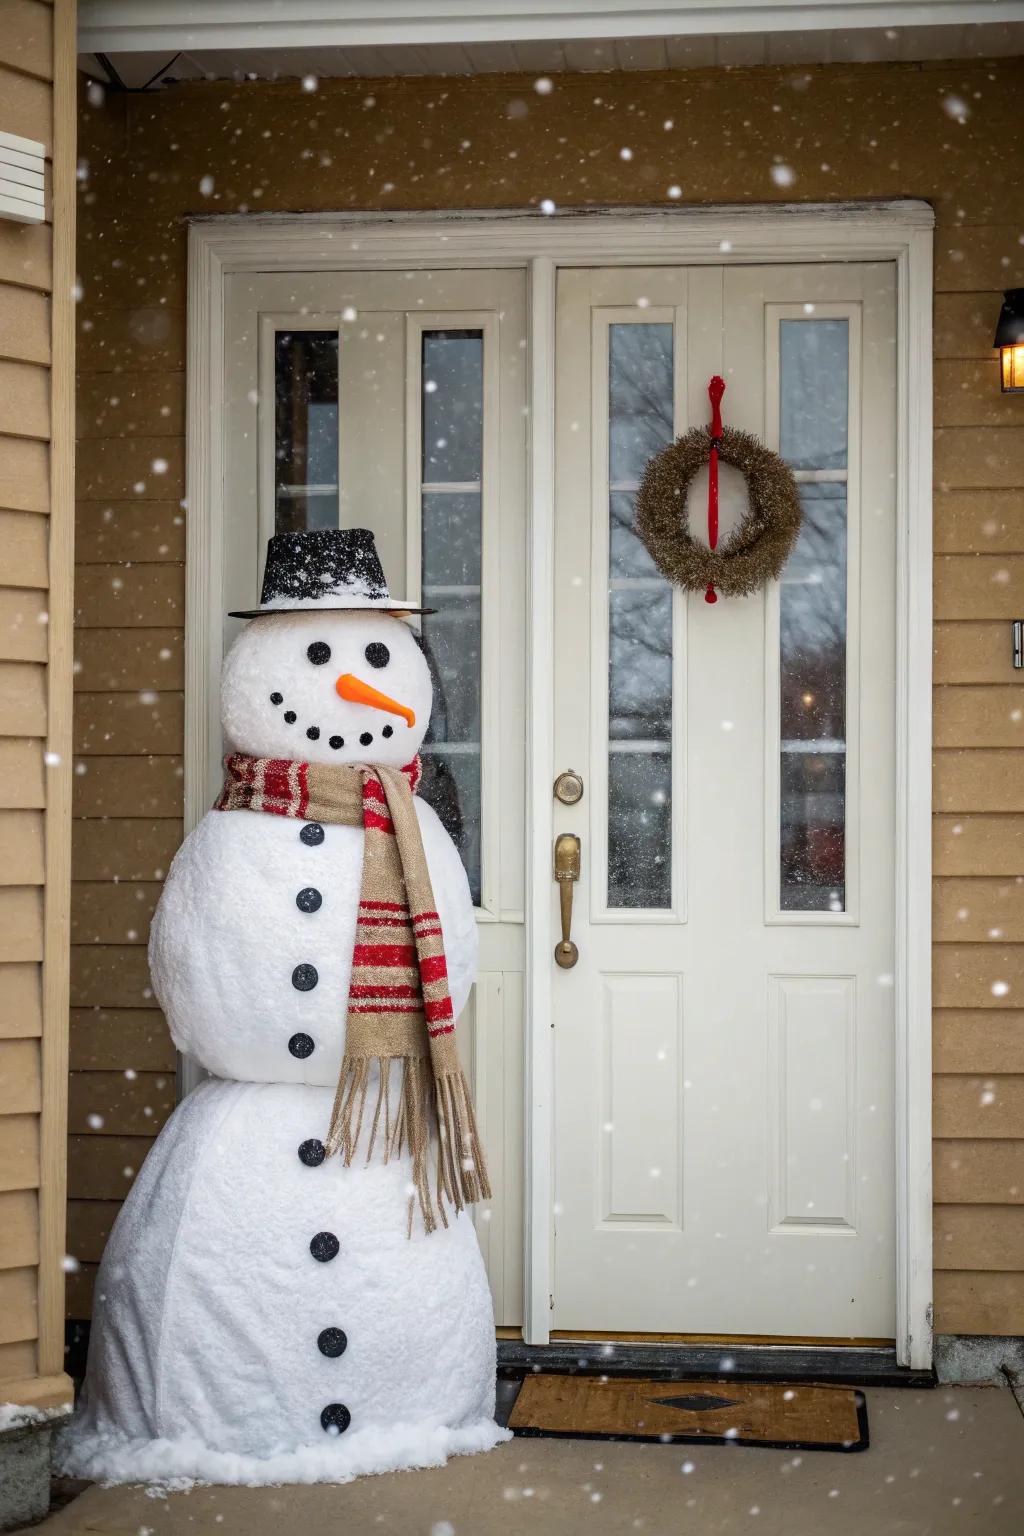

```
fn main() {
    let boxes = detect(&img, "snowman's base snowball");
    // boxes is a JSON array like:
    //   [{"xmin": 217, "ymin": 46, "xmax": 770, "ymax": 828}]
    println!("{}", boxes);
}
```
[{"xmin": 57, "ymin": 1415, "xmax": 511, "ymax": 1490}]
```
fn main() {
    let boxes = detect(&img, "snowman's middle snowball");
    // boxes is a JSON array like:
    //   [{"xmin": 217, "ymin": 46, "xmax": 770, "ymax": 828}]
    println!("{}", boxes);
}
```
[{"xmin": 221, "ymin": 610, "xmax": 432, "ymax": 768}]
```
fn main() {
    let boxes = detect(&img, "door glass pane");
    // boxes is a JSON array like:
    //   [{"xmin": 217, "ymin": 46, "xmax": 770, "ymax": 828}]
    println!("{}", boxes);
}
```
[
  {"xmin": 607, "ymin": 323, "xmax": 675, "ymax": 910},
  {"xmin": 422, "ymin": 330, "xmax": 484, "ymax": 484},
  {"xmin": 779, "ymin": 315, "xmax": 850, "ymax": 913},
  {"xmin": 419, "ymin": 331, "xmax": 484, "ymax": 905},
  {"xmin": 779, "ymin": 319, "xmax": 849, "ymax": 471},
  {"xmin": 274, "ymin": 331, "xmax": 339, "ymax": 532}
]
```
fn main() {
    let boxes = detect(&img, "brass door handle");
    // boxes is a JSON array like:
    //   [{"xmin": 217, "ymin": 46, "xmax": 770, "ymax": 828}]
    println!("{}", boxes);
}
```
[{"xmin": 553, "ymin": 833, "xmax": 581, "ymax": 969}]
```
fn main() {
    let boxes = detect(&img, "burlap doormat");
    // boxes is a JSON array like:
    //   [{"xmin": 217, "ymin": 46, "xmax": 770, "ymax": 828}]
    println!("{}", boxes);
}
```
[{"xmin": 507, "ymin": 1374, "xmax": 868, "ymax": 1452}]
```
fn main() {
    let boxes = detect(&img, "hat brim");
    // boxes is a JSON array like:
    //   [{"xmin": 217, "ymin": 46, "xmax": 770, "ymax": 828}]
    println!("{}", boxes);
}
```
[{"xmin": 227, "ymin": 601, "xmax": 435, "ymax": 619}]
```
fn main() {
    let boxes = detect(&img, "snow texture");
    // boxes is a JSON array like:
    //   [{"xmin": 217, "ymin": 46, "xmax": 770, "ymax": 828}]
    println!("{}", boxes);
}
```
[
  {"xmin": 58, "ymin": 1417, "xmax": 509, "ymax": 1490},
  {"xmin": 63, "ymin": 607, "xmax": 501, "ymax": 1484},
  {"xmin": 60, "ymin": 1081, "xmax": 503, "ymax": 1483},
  {"xmin": 0, "ymin": 1402, "xmax": 68, "ymax": 1433},
  {"xmin": 149, "ymin": 795, "xmax": 477, "ymax": 1083},
  {"xmin": 220, "ymin": 610, "xmax": 433, "ymax": 769},
  {"xmin": 259, "ymin": 528, "xmax": 389, "ymax": 606}
]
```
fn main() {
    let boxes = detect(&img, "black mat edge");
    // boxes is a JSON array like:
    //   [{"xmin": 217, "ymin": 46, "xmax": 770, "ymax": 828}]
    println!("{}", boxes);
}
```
[
  {"xmin": 505, "ymin": 1381, "xmax": 870, "ymax": 1454},
  {"xmin": 498, "ymin": 1339, "xmax": 933, "ymax": 1389}
]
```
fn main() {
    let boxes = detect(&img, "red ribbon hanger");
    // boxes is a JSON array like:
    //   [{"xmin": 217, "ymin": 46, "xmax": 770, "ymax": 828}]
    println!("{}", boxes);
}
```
[{"xmin": 705, "ymin": 375, "xmax": 725, "ymax": 604}]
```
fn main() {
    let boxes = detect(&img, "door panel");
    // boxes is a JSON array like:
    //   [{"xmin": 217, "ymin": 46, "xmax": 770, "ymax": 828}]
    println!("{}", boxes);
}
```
[
  {"xmin": 222, "ymin": 269, "xmax": 527, "ymax": 1324},
  {"xmin": 552, "ymin": 264, "xmax": 897, "ymax": 1339}
]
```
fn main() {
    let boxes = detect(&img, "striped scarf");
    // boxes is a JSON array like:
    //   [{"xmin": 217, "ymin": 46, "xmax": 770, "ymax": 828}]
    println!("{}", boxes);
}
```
[{"xmin": 215, "ymin": 752, "xmax": 490, "ymax": 1234}]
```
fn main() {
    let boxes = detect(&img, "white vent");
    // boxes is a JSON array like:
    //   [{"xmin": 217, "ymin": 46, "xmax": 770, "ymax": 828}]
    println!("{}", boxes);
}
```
[{"xmin": 0, "ymin": 130, "xmax": 45, "ymax": 224}]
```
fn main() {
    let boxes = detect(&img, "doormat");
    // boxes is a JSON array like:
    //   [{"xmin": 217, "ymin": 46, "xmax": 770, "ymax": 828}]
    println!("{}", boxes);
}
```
[{"xmin": 507, "ymin": 1374, "xmax": 868, "ymax": 1452}]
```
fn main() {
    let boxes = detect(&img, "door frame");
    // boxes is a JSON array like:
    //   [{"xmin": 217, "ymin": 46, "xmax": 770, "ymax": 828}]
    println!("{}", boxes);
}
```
[{"xmin": 186, "ymin": 201, "xmax": 934, "ymax": 1368}]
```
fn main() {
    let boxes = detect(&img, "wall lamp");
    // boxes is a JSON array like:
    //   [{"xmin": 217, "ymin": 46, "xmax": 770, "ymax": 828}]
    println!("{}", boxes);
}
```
[{"xmin": 994, "ymin": 289, "xmax": 1024, "ymax": 393}]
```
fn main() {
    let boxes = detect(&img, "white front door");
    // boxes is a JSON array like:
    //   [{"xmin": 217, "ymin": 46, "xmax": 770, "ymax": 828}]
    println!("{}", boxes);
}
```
[{"xmin": 551, "ymin": 264, "xmax": 897, "ymax": 1339}]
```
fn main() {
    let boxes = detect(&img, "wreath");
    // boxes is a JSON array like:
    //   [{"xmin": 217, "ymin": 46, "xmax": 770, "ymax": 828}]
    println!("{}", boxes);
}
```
[{"xmin": 635, "ymin": 378, "xmax": 802, "ymax": 603}]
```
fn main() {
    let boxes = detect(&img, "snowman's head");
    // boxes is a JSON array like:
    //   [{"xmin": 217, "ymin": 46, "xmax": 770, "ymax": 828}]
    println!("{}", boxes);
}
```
[{"xmin": 221, "ymin": 610, "xmax": 432, "ymax": 767}]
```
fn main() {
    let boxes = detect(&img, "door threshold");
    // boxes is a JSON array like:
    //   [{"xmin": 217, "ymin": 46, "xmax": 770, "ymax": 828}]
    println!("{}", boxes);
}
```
[{"xmin": 497, "ymin": 1338, "xmax": 933, "ymax": 1389}]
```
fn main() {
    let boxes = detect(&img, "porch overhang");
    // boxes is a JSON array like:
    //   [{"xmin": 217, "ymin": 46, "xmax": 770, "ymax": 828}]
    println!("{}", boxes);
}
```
[{"xmin": 78, "ymin": 0, "xmax": 1024, "ymax": 89}]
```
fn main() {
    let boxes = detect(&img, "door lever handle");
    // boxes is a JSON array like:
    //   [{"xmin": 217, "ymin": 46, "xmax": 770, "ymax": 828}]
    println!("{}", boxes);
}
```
[{"xmin": 553, "ymin": 833, "xmax": 581, "ymax": 969}]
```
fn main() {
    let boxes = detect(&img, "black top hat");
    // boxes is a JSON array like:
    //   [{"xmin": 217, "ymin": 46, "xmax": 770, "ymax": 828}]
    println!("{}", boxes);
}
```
[{"xmin": 228, "ymin": 529, "xmax": 433, "ymax": 619}]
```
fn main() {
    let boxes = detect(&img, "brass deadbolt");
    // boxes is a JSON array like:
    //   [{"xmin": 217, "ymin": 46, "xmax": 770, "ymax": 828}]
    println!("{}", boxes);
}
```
[{"xmin": 553, "ymin": 769, "xmax": 584, "ymax": 806}]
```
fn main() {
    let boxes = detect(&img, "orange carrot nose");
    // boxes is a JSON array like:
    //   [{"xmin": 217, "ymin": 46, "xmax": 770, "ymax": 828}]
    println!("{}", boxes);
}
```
[{"xmin": 335, "ymin": 672, "xmax": 416, "ymax": 728}]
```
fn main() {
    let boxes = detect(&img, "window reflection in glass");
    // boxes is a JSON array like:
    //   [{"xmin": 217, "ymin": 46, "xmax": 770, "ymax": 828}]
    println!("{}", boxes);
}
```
[
  {"xmin": 274, "ymin": 332, "xmax": 339, "ymax": 533},
  {"xmin": 780, "ymin": 319, "xmax": 849, "ymax": 471},
  {"xmin": 778, "ymin": 314, "xmax": 850, "ymax": 913},
  {"xmin": 607, "ymin": 323, "xmax": 675, "ymax": 910},
  {"xmin": 418, "ymin": 331, "xmax": 484, "ymax": 904},
  {"xmin": 779, "ymin": 490, "xmax": 848, "ymax": 910},
  {"xmin": 422, "ymin": 330, "xmax": 484, "ymax": 484}
]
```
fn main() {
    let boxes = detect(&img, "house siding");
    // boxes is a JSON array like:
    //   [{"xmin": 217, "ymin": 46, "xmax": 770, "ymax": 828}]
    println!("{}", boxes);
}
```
[
  {"xmin": 73, "ymin": 55, "xmax": 1024, "ymax": 1336},
  {"xmin": 0, "ymin": 0, "xmax": 75, "ymax": 1411}
]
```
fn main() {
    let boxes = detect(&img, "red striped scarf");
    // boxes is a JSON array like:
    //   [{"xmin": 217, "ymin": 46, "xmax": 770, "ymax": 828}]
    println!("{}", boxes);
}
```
[{"xmin": 216, "ymin": 752, "xmax": 489, "ymax": 1234}]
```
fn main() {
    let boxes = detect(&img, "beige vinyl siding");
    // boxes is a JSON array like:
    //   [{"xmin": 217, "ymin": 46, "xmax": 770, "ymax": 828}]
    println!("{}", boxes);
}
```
[
  {"xmin": 932, "ymin": 249, "xmax": 1024, "ymax": 1331},
  {"xmin": 74, "ymin": 52, "xmax": 1024, "ymax": 1335},
  {"xmin": 70, "ymin": 79, "xmax": 180, "ymax": 1315},
  {"xmin": 0, "ymin": 0, "xmax": 75, "ymax": 1411}
]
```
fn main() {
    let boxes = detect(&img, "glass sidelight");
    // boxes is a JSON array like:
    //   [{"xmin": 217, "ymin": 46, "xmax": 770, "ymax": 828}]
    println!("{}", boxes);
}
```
[
  {"xmin": 273, "ymin": 331, "xmax": 340, "ymax": 533},
  {"xmin": 777, "ymin": 317, "xmax": 851, "ymax": 914},
  {"xmin": 606, "ymin": 322, "xmax": 675, "ymax": 911},
  {"xmin": 417, "ymin": 329, "xmax": 485, "ymax": 905},
  {"xmin": 268, "ymin": 320, "xmax": 487, "ymax": 905}
]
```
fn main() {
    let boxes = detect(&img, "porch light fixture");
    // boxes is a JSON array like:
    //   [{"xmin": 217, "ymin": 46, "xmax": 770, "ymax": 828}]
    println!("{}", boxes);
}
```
[{"xmin": 994, "ymin": 289, "xmax": 1024, "ymax": 393}]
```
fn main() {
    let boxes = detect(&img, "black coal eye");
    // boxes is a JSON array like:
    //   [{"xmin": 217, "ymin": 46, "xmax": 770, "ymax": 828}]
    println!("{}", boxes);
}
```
[
  {"xmin": 307, "ymin": 642, "xmax": 331, "ymax": 666},
  {"xmin": 364, "ymin": 642, "xmax": 390, "ymax": 669}
]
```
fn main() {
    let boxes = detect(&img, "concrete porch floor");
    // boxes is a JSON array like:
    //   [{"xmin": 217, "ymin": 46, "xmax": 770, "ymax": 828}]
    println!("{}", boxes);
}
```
[{"xmin": 34, "ymin": 1386, "xmax": 1024, "ymax": 1536}]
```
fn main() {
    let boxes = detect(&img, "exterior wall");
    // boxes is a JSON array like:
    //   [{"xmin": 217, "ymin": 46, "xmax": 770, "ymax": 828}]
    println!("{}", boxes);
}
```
[
  {"xmin": 74, "ymin": 55, "xmax": 1024, "ymax": 1335},
  {"xmin": 0, "ymin": 0, "xmax": 75, "ymax": 1411}
]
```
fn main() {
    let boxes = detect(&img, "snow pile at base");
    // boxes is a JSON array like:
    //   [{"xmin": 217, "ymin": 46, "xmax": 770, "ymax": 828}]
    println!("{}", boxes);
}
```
[
  {"xmin": 0, "ymin": 1401, "xmax": 69, "ymax": 1434},
  {"xmin": 57, "ymin": 1415, "xmax": 510, "ymax": 1489},
  {"xmin": 70, "ymin": 1083, "xmax": 500, "ymax": 1462}
]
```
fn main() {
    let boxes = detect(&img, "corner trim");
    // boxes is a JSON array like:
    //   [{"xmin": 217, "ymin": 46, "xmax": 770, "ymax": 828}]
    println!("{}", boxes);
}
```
[{"xmin": 37, "ymin": 0, "xmax": 78, "ymax": 1383}]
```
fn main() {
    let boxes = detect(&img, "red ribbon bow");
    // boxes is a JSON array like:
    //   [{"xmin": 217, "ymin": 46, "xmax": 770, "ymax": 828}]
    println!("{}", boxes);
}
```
[{"xmin": 705, "ymin": 376, "xmax": 726, "ymax": 604}]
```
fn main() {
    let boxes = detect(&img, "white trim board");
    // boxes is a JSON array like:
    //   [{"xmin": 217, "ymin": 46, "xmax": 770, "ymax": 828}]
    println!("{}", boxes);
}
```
[
  {"xmin": 186, "ymin": 201, "xmax": 934, "ymax": 1368},
  {"xmin": 80, "ymin": 1, "xmax": 1024, "ymax": 52}
]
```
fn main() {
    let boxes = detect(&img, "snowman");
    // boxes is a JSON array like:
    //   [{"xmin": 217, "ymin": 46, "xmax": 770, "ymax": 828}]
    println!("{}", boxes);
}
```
[{"xmin": 60, "ymin": 529, "xmax": 507, "ymax": 1485}]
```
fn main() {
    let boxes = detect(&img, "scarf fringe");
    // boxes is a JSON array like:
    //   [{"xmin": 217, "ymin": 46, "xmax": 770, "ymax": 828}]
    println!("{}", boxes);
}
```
[{"xmin": 323, "ymin": 1055, "xmax": 492, "ymax": 1235}]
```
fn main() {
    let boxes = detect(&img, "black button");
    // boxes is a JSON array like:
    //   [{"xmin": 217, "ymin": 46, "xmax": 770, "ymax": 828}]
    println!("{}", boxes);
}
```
[
  {"xmin": 270, "ymin": 692, "xmax": 283, "ymax": 705},
  {"xmin": 306, "ymin": 726, "xmax": 320, "ymax": 741},
  {"xmin": 298, "ymin": 1139, "xmax": 325, "ymax": 1167},
  {"xmin": 317, "ymin": 1327, "xmax": 348, "ymax": 1359},
  {"xmin": 310, "ymin": 1231, "xmax": 340, "ymax": 1263},
  {"xmin": 359, "ymin": 732, "xmax": 373, "ymax": 747},
  {"xmin": 300, "ymin": 823, "xmax": 324, "ymax": 846},
  {"xmin": 296, "ymin": 887, "xmax": 322, "ymax": 913},
  {"xmin": 284, "ymin": 711, "xmax": 297, "ymax": 724},
  {"xmin": 329, "ymin": 736, "xmax": 344, "ymax": 751},
  {"xmin": 292, "ymin": 964, "xmax": 318, "ymax": 991},
  {"xmin": 289, "ymin": 1033, "xmax": 315, "ymax": 1059},
  {"xmin": 320, "ymin": 1403, "xmax": 351, "ymax": 1434}
]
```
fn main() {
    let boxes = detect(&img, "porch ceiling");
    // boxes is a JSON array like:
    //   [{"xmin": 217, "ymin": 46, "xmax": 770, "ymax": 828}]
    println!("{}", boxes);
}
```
[{"xmin": 78, "ymin": 2, "xmax": 1024, "ymax": 91}]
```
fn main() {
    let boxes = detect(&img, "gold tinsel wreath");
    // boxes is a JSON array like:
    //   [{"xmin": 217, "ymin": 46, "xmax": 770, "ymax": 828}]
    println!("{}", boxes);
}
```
[{"xmin": 635, "ymin": 425, "xmax": 803, "ymax": 599}]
